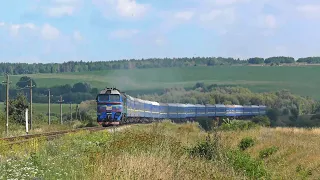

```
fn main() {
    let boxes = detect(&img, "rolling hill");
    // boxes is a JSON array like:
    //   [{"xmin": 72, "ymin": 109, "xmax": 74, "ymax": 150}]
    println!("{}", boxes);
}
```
[{"xmin": 1, "ymin": 66, "xmax": 319, "ymax": 99}]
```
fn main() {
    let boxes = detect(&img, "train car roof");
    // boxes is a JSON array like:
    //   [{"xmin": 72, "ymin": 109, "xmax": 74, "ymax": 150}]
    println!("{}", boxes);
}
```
[
  {"xmin": 134, "ymin": 98, "xmax": 145, "ymax": 103},
  {"xmin": 185, "ymin": 104, "xmax": 196, "ymax": 107},
  {"xmin": 225, "ymin": 105, "xmax": 243, "ymax": 107},
  {"xmin": 159, "ymin": 102, "xmax": 168, "ymax": 106},
  {"xmin": 176, "ymin": 103, "xmax": 188, "ymax": 107},
  {"xmin": 126, "ymin": 95, "xmax": 134, "ymax": 100},
  {"xmin": 168, "ymin": 103, "xmax": 187, "ymax": 107},
  {"xmin": 250, "ymin": 105, "xmax": 259, "ymax": 107},
  {"xmin": 215, "ymin": 104, "xmax": 226, "ymax": 107},
  {"xmin": 150, "ymin": 101, "xmax": 160, "ymax": 105},
  {"xmin": 194, "ymin": 104, "xmax": 206, "ymax": 107},
  {"xmin": 205, "ymin": 104, "xmax": 215, "ymax": 107}
]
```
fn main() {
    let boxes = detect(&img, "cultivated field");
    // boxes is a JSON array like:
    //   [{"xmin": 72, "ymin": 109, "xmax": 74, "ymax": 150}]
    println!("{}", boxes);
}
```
[{"xmin": 1, "ymin": 66, "xmax": 320, "ymax": 99}]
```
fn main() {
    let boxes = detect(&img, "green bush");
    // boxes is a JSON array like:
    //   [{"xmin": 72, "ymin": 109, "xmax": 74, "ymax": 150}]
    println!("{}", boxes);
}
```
[
  {"xmin": 226, "ymin": 149, "xmax": 270, "ymax": 179},
  {"xmin": 220, "ymin": 120, "xmax": 258, "ymax": 131},
  {"xmin": 238, "ymin": 137, "xmax": 255, "ymax": 151},
  {"xmin": 259, "ymin": 146, "xmax": 278, "ymax": 159},
  {"xmin": 252, "ymin": 116, "xmax": 271, "ymax": 126},
  {"xmin": 187, "ymin": 134, "xmax": 221, "ymax": 160}
]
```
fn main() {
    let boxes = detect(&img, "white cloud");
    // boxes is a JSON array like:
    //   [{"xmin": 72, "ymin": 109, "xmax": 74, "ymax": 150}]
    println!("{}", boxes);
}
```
[
  {"xmin": 213, "ymin": 0, "xmax": 251, "ymax": 6},
  {"xmin": 109, "ymin": 29, "xmax": 139, "ymax": 39},
  {"xmin": 174, "ymin": 11, "xmax": 194, "ymax": 21},
  {"xmin": 155, "ymin": 37, "xmax": 166, "ymax": 46},
  {"xmin": 52, "ymin": 0, "xmax": 79, "ymax": 3},
  {"xmin": 1, "ymin": 23, "xmax": 36, "ymax": 36},
  {"xmin": 296, "ymin": 4, "xmax": 320, "ymax": 19},
  {"xmin": 47, "ymin": 6, "xmax": 75, "ymax": 17},
  {"xmin": 93, "ymin": 0, "xmax": 150, "ymax": 20},
  {"xmin": 265, "ymin": 14, "xmax": 277, "ymax": 29},
  {"xmin": 40, "ymin": 0, "xmax": 81, "ymax": 17},
  {"xmin": 199, "ymin": 8, "xmax": 235, "ymax": 24},
  {"xmin": 116, "ymin": 0, "xmax": 149, "ymax": 18},
  {"xmin": 73, "ymin": 31, "xmax": 83, "ymax": 41},
  {"xmin": 41, "ymin": 24, "xmax": 60, "ymax": 40}
]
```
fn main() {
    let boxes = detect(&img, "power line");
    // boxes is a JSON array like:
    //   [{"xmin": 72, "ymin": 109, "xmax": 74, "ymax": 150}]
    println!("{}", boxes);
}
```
[{"xmin": 2, "ymin": 73, "xmax": 11, "ymax": 137}]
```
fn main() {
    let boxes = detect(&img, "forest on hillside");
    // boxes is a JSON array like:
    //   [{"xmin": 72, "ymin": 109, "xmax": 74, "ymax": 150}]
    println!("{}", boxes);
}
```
[
  {"xmin": 1, "ymin": 56, "xmax": 320, "ymax": 75},
  {"xmin": 137, "ymin": 83, "xmax": 320, "ymax": 127}
]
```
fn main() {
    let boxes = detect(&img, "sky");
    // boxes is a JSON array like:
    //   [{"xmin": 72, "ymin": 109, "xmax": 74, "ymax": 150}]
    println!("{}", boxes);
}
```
[{"xmin": 0, "ymin": 0, "xmax": 320, "ymax": 63}]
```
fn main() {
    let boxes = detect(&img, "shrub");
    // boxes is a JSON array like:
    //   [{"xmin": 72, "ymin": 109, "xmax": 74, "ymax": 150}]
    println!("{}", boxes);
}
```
[
  {"xmin": 238, "ymin": 137, "xmax": 255, "ymax": 151},
  {"xmin": 252, "ymin": 115, "xmax": 271, "ymax": 127},
  {"xmin": 259, "ymin": 146, "xmax": 278, "ymax": 159},
  {"xmin": 220, "ymin": 120, "xmax": 258, "ymax": 131},
  {"xmin": 187, "ymin": 134, "xmax": 221, "ymax": 160},
  {"xmin": 226, "ymin": 149, "xmax": 270, "ymax": 179}
]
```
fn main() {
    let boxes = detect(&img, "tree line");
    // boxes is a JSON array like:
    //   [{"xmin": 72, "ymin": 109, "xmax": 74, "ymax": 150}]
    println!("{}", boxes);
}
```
[
  {"xmin": 137, "ymin": 83, "xmax": 320, "ymax": 127},
  {"xmin": 1, "ymin": 56, "xmax": 320, "ymax": 75},
  {"xmin": 0, "ymin": 76, "xmax": 98, "ymax": 104}
]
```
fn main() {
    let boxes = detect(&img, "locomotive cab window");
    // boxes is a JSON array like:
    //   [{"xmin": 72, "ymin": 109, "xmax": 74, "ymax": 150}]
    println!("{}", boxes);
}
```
[
  {"xmin": 97, "ymin": 94, "xmax": 108, "ymax": 101},
  {"xmin": 109, "ymin": 94, "xmax": 120, "ymax": 101},
  {"xmin": 97, "ymin": 94, "xmax": 120, "ymax": 101}
]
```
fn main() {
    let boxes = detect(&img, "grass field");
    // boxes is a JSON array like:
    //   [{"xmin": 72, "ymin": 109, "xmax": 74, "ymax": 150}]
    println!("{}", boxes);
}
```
[
  {"xmin": 1, "ymin": 66, "xmax": 320, "ymax": 99},
  {"xmin": 0, "ymin": 121, "xmax": 319, "ymax": 179},
  {"xmin": 0, "ymin": 102, "xmax": 76, "ymax": 114}
]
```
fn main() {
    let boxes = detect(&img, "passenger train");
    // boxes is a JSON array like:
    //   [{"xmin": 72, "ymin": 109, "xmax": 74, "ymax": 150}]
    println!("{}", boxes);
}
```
[{"xmin": 96, "ymin": 88, "xmax": 267, "ymax": 126}]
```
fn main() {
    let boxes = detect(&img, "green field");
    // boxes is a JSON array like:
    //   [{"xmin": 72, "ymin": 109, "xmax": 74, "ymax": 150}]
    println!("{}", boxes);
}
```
[
  {"xmin": 1, "ymin": 66, "xmax": 320, "ymax": 99},
  {"xmin": 0, "ymin": 102, "xmax": 75, "ymax": 114}
]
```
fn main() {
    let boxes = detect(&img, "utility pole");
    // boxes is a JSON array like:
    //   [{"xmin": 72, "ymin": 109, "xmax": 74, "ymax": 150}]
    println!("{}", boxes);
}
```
[
  {"xmin": 26, "ymin": 79, "xmax": 35, "ymax": 130},
  {"xmin": 47, "ymin": 89, "xmax": 53, "ymax": 125},
  {"xmin": 2, "ymin": 73, "xmax": 11, "ymax": 137},
  {"xmin": 69, "ymin": 102, "xmax": 72, "ymax": 121},
  {"xmin": 75, "ymin": 104, "xmax": 78, "ymax": 120},
  {"xmin": 58, "ymin": 96, "xmax": 64, "ymax": 124}
]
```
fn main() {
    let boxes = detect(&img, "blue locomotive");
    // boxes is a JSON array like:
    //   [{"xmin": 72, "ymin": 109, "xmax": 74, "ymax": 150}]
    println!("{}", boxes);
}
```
[{"xmin": 96, "ymin": 87, "xmax": 267, "ymax": 126}]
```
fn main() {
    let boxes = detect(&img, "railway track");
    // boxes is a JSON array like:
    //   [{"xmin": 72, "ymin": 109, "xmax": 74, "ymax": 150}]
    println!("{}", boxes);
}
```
[{"xmin": 0, "ymin": 126, "xmax": 116, "ymax": 146}]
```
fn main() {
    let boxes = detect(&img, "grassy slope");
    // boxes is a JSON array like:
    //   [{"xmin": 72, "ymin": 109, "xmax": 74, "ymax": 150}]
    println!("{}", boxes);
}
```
[
  {"xmin": 221, "ymin": 127, "xmax": 320, "ymax": 179},
  {"xmin": 1, "ymin": 66, "xmax": 320, "ymax": 99},
  {"xmin": 0, "ymin": 121, "xmax": 319, "ymax": 179}
]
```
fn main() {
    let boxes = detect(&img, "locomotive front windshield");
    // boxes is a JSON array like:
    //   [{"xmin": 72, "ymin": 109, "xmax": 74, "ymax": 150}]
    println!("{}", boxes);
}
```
[
  {"xmin": 109, "ymin": 94, "xmax": 120, "ymax": 101},
  {"xmin": 97, "ymin": 94, "xmax": 120, "ymax": 102}
]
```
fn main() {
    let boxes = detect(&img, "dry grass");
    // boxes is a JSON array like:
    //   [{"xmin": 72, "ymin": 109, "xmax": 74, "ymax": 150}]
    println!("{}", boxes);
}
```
[
  {"xmin": 90, "ymin": 121, "xmax": 245, "ymax": 180},
  {"xmin": 1, "ymin": 121, "xmax": 319, "ymax": 179},
  {"xmin": 92, "ymin": 152, "xmax": 241, "ymax": 180},
  {"xmin": 220, "ymin": 127, "xmax": 320, "ymax": 179}
]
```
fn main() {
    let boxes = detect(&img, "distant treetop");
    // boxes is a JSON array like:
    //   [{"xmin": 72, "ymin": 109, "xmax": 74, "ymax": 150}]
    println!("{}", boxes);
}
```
[{"xmin": 1, "ymin": 56, "xmax": 320, "ymax": 75}]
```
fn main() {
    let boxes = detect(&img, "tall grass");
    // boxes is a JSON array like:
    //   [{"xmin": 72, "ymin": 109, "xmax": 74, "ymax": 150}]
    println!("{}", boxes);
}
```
[
  {"xmin": 0, "ymin": 121, "xmax": 245, "ymax": 179},
  {"xmin": 219, "ymin": 126, "xmax": 320, "ymax": 179},
  {"xmin": 0, "ymin": 121, "xmax": 319, "ymax": 179}
]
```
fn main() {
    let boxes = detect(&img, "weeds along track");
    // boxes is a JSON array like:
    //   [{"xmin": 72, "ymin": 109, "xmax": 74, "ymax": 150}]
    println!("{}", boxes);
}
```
[{"xmin": 0, "ymin": 126, "xmax": 124, "ymax": 146}]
